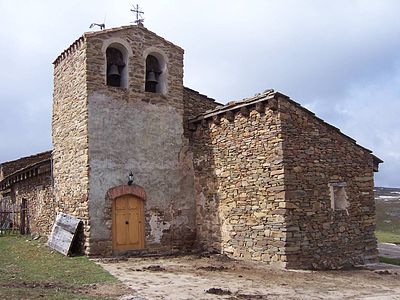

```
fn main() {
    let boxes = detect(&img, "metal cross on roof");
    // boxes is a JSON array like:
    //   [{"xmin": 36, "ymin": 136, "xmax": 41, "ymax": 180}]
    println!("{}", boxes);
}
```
[{"xmin": 131, "ymin": 4, "xmax": 144, "ymax": 25}]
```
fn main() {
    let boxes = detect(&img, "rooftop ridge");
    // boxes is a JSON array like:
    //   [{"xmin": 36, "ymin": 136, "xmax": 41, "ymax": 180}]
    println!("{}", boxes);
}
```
[{"xmin": 189, "ymin": 89, "xmax": 380, "ymax": 158}]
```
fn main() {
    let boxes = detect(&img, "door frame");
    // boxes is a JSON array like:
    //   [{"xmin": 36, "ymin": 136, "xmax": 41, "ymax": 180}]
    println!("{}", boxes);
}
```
[{"xmin": 105, "ymin": 184, "xmax": 147, "ymax": 255}]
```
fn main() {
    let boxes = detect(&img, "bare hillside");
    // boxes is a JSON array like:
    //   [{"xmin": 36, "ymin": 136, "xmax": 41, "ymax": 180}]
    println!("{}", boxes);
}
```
[{"xmin": 375, "ymin": 187, "xmax": 400, "ymax": 243}]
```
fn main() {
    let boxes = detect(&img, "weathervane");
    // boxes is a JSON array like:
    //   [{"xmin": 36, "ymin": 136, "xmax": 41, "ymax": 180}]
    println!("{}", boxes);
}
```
[
  {"xmin": 131, "ymin": 4, "xmax": 144, "ymax": 25},
  {"xmin": 89, "ymin": 23, "xmax": 105, "ymax": 30},
  {"xmin": 89, "ymin": 14, "xmax": 106, "ymax": 30}
]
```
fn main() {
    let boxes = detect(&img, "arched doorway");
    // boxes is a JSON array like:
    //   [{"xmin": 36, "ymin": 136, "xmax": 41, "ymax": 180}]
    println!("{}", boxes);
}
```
[{"xmin": 112, "ymin": 194, "xmax": 144, "ymax": 251}]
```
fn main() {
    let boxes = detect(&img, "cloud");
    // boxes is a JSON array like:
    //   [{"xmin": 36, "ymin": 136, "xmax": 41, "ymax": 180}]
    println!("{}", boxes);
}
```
[
  {"xmin": 320, "ymin": 64, "xmax": 400, "ymax": 187},
  {"xmin": 0, "ymin": 0, "xmax": 399, "ymax": 186}
]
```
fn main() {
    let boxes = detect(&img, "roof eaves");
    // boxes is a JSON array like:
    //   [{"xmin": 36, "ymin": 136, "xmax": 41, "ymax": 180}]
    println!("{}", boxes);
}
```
[
  {"xmin": 2, "ymin": 158, "xmax": 51, "ymax": 180},
  {"xmin": 0, "ymin": 150, "xmax": 52, "ymax": 167},
  {"xmin": 190, "ymin": 89, "xmax": 276, "ymax": 122},
  {"xmin": 0, "ymin": 158, "xmax": 51, "ymax": 191}
]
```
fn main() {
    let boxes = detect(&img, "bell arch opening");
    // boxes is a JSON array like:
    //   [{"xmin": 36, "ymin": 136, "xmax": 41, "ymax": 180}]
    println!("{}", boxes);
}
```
[
  {"xmin": 105, "ymin": 43, "xmax": 129, "ymax": 88},
  {"xmin": 145, "ymin": 53, "xmax": 167, "ymax": 94}
]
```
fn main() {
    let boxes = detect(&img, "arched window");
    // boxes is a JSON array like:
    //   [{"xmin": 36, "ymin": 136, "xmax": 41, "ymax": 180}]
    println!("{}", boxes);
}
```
[
  {"xmin": 105, "ymin": 44, "xmax": 128, "ymax": 88},
  {"xmin": 145, "ymin": 53, "xmax": 167, "ymax": 94}
]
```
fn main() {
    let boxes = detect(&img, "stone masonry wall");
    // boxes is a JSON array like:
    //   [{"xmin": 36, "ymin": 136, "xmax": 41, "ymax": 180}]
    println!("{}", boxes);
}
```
[
  {"xmin": 10, "ymin": 165, "xmax": 55, "ymax": 235},
  {"xmin": 84, "ymin": 26, "xmax": 197, "ymax": 256},
  {"xmin": 52, "ymin": 38, "xmax": 90, "ymax": 252},
  {"xmin": 191, "ymin": 101, "xmax": 288, "ymax": 265},
  {"xmin": 278, "ymin": 95, "xmax": 378, "ymax": 269},
  {"xmin": 183, "ymin": 87, "xmax": 220, "ymax": 136}
]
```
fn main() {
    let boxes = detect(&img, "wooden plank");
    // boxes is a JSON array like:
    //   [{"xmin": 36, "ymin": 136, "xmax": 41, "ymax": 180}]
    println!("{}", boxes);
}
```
[{"xmin": 47, "ymin": 213, "xmax": 81, "ymax": 256}]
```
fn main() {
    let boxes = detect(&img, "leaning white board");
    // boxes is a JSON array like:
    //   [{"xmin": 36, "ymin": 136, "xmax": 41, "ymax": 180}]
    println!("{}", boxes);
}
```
[{"xmin": 47, "ymin": 213, "xmax": 81, "ymax": 256}]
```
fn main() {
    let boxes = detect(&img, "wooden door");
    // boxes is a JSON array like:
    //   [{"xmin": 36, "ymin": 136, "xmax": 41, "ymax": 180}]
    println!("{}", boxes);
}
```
[{"xmin": 112, "ymin": 195, "xmax": 144, "ymax": 251}]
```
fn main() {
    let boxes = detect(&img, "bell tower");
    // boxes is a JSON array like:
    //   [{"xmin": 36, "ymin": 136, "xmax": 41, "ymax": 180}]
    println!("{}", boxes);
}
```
[{"xmin": 53, "ymin": 24, "xmax": 195, "ymax": 256}]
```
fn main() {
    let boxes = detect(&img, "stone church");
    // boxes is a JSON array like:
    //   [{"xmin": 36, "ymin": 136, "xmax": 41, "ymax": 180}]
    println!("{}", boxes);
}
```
[{"xmin": 0, "ymin": 24, "xmax": 382, "ymax": 269}]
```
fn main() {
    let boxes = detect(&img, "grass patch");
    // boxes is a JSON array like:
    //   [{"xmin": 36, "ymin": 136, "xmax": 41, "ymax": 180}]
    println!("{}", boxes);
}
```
[
  {"xmin": 379, "ymin": 256, "xmax": 400, "ymax": 266},
  {"xmin": 375, "ymin": 194, "xmax": 400, "ymax": 244},
  {"xmin": 375, "ymin": 230, "xmax": 400, "ymax": 244},
  {"xmin": 0, "ymin": 235, "xmax": 123, "ymax": 299}
]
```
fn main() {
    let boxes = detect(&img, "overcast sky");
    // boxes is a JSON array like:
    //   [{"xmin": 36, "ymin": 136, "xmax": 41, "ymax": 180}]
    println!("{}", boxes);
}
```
[{"xmin": 0, "ymin": 0, "xmax": 399, "ymax": 187}]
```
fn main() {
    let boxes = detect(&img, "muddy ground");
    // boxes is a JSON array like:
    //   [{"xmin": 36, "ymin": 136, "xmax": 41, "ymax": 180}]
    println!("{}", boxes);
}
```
[{"xmin": 96, "ymin": 254, "xmax": 400, "ymax": 300}]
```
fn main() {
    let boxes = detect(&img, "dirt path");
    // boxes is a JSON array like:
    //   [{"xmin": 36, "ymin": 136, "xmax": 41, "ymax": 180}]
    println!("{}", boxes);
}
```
[{"xmin": 96, "ymin": 255, "xmax": 400, "ymax": 300}]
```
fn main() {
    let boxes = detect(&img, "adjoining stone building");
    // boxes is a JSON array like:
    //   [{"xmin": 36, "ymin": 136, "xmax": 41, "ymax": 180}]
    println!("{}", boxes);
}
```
[
  {"xmin": 0, "ymin": 24, "xmax": 382, "ymax": 269},
  {"xmin": 0, "ymin": 151, "xmax": 53, "ymax": 234}
]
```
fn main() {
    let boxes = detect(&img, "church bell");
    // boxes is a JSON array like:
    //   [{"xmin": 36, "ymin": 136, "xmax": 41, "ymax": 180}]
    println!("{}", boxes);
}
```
[
  {"xmin": 146, "ymin": 71, "xmax": 158, "ymax": 84},
  {"xmin": 107, "ymin": 64, "xmax": 121, "ymax": 87},
  {"xmin": 108, "ymin": 64, "xmax": 120, "ymax": 77}
]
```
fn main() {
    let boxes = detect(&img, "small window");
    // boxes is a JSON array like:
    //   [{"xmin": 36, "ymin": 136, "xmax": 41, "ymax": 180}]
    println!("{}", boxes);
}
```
[
  {"xmin": 106, "ymin": 47, "xmax": 126, "ymax": 87},
  {"xmin": 329, "ymin": 182, "xmax": 348, "ymax": 211}
]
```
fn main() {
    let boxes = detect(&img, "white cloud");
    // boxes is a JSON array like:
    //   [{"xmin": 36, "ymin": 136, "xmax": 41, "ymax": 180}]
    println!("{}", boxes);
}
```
[{"xmin": 309, "ymin": 63, "xmax": 400, "ymax": 186}]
